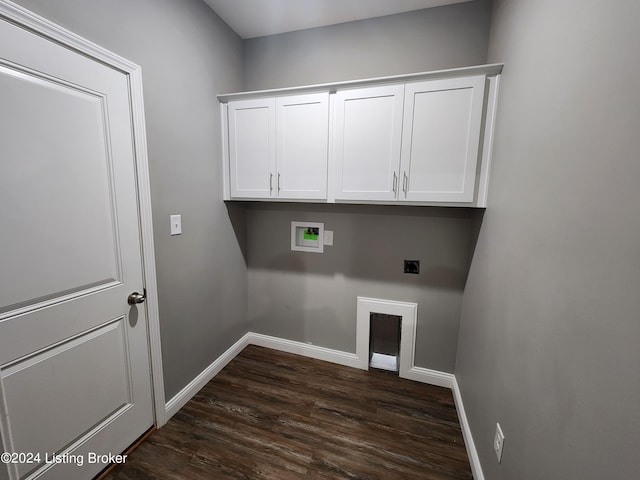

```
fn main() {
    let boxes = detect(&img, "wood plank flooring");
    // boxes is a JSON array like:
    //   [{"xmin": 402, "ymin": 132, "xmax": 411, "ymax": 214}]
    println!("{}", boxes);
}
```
[{"xmin": 103, "ymin": 345, "xmax": 472, "ymax": 480}]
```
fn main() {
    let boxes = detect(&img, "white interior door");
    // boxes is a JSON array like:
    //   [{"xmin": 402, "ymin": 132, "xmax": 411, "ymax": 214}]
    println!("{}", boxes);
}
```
[{"xmin": 0, "ymin": 12, "xmax": 153, "ymax": 480}]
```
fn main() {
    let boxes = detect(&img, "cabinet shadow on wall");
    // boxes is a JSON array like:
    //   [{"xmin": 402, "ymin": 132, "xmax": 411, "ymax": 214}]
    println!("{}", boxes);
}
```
[{"xmin": 225, "ymin": 201, "xmax": 249, "ymax": 265}]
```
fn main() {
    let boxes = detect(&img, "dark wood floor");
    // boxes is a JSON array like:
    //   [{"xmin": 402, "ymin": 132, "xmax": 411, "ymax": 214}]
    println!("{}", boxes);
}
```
[{"xmin": 104, "ymin": 345, "xmax": 472, "ymax": 480}]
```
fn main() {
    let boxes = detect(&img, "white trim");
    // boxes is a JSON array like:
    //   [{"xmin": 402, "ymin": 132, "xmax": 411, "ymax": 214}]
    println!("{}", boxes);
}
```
[
  {"xmin": 0, "ymin": 0, "xmax": 166, "ymax": 427},
  {"xmin": 290, "ymin": 221, "xmax": 325, "ymax": 253},
  {"xmin": 356, "ymin": 297, "xmax": 421, "ymax": 380},
  {"xmin": 0, "ymin": 1, "xmax": 139, "ymax": 73},
  {"xmin": 218, "ymin": 63, "xmax": 504, "ymax": 103},
  {"xmin": 402, "ymin": 366, "xmax": 454, "ymax": 389},
  {"xmin": 476, "ymin": 74, "xmax": 501, "ymax": 208},
  {"xmin": 165, "ymin": 333, "xmax": 251, "ymax": 420},
  {"xmin": 326, "ymin": 92, "xmax": 336, "ymax": 203},
  {"xmin": 247, "ymin": 333, "xmax": 454, "ymax": 391},
  {"xmin": 452, "ymin": 377, "xmax": 485, "ymax": 480},
  {"xmin": 220, "ymin": 103, "xmax": 231, "ymax": 201},
  {"xmin": 247, "ymin": 333, "xmax": 361, "ymax": 369},
  {"xmin": 129, "ymin": 54, "xmax": 167, "ymax": 428}
]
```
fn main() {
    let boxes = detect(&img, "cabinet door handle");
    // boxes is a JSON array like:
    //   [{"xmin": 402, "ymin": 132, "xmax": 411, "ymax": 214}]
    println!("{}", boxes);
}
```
[
  {"xmin": 278, "ymin": 173, "xmax": 281, "ymax": 192},
  {"xmin": 403, "ymin": 172, "xmax": 408, "ymax": 195},
  {"xmin": 269, "ymin": 173, "xmax": 273, "ymax": 192},
  {"xmin": 392, "ymin": 172, "xmax": 398, "ymax": 194}
]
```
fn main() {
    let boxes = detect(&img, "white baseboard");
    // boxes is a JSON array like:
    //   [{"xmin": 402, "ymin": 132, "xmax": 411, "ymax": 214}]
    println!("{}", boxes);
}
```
[
  {"xmin": 164, "ymin": 333, "xmax": 251, "ymax": 419},
  {"xmin": 163, "ymin": 332, "xmax": 360, "ymax": 419},
  {"xmin": 401, "ymin": 365, "xmax": 454, "ymax": 389},
  {"xmin": 247, "ymin": 332, "xmax": 361, "ymax": 369},
  {"xmin": 452, "ymin": 377, "xmax": 484, "ymax": 480}
]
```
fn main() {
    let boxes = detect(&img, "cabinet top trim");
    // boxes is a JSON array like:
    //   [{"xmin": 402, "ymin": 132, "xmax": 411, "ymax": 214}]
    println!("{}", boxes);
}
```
[{"xmin": 218, "ymin": 63, "xmax": 503, "ymax": 103}]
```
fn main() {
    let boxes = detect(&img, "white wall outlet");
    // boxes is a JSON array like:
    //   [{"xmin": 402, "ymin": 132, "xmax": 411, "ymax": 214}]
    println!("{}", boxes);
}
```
[
  {"xmin": 324, "ymin": 230, "xmax": 334, "ymax": 246},
  {"xmin": 170, "ymin": 214, "xmax": 182, "ymax": 235},
  {"xmin": 494, "ymin": 422, "xmax": 505, "ymax": 463}
]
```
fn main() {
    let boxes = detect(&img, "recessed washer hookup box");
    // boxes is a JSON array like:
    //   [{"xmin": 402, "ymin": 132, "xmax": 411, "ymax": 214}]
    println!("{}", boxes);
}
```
[{"xmin": 291, "ymin": 221, "xmax": 324, "ymax": 253}]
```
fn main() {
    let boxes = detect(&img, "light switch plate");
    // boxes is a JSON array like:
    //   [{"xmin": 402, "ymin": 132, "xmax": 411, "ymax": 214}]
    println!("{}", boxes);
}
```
[
  {"xmin": 170, "ymin": 214, "xmax": 182, "ymax": 235},
  {"xmin": 324, "ymin": 230, "xmax": 334, "ymax": 246}
]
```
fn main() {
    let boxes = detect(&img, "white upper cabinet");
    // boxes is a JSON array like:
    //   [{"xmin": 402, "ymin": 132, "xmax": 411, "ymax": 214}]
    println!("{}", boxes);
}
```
[
  {"xmin": 221, "ymin": 64, "xmax": 502, "ymax": 207},
  {"xmin": 228, "ymin": 97, "xmax": 276, "ymax": 198},
  {"xmin": 228, "ymin": 92, "xmax": 329, "ymax": 200},
  {"xmin": 399, "ymin": 75, "xmax": 486, "ymax": 202},
  {"xmin": 276, "ymin": 93, "xmax": 329, "ymax": 199},
  {"xmin": 332, "ymin": 84, "xmax": 405, "ymax": 201}
]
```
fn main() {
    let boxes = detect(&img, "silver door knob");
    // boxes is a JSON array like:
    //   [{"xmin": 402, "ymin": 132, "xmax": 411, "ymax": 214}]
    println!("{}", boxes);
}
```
[{"xmin": 127, "ymin": 291, "xmax": 146, "ymax": 305}]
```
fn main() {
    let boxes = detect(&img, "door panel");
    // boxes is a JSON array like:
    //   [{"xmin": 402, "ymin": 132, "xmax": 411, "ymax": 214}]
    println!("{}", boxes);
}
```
[
  {"xmin": 3, "ymin": 320, "xmax": 131, "ymax": 478},
  {"xmin": 0, "ymin": 12, "xmax": 153, "ymax": 480},
  {"xmin": 400, "ymin": 75, "xmax": 486, "ymax": 202},
  {"xmin": 228, "ymin": 98, "xmax": 276, "ymax": 198},
  {"xmin": 0, "ymin": 64, "xmax": 119, "ymax": 313},
  {"xmin": 276, "ymin": 93, "xmax": 329, "ymax": 199},
  {"xmin": 333, "ymin": 84, "xmax": 404, "ymax": 201}
]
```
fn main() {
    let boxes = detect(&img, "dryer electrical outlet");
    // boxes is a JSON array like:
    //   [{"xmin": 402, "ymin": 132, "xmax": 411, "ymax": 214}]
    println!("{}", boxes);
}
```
[{"xmin": 404, "ymin": 260, "xmax": 420, "ymax": 274}]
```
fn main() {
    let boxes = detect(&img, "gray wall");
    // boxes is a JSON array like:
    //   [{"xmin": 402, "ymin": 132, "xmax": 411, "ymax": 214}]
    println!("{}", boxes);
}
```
[
  {"xmin": 242, "ymin": 1, "xmax": 492, "ymax": 373},
  {"xmin": 243, "ymin": 0, "xmax": 492, "ymax": 90},
  {"xmin": 456, "ymin": 0, "xmax": 640, "ymax": 478},
  {"xmin": 248, "ymin": 204, "xmax": 472, "ymax": 372},
  {"xmin": 13, "ymin": 0, "xmax": 248, "ymax": 399}
]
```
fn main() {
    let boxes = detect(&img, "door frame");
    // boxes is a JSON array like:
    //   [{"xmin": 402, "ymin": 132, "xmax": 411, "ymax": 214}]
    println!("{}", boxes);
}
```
[
  {"xmin": 355, "ymin": 296, "xmax": 417, "ymax": 379},
  {"xmin": 0, "ymin": 0, "xmax": 167, "ymax": 426},
  {"xmin": 355, "ymin": 297, "xmax": 454, "ymax": 388}
]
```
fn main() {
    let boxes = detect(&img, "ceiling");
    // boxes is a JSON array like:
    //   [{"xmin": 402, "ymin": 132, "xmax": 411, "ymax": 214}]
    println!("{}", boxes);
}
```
[{"xmin": 203, "ymin": 0, "xmax": 473, "ymax": 39}]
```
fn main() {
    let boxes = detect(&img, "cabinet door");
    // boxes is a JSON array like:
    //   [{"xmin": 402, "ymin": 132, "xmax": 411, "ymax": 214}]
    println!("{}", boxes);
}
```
[
  {"xmin": 333, "ymin": 84, "xmax": 405, "ymax": 201},
  {"xmin": 276, "ymin": 93, "xmax": 329, "ymax": 199},
  {"xmin": 400, "ymin": 75, "xmax": 486, "ymax": 203},
  {"xmin": 228, "ymin": 97, "xmax": 276, "ymax": 198}
]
